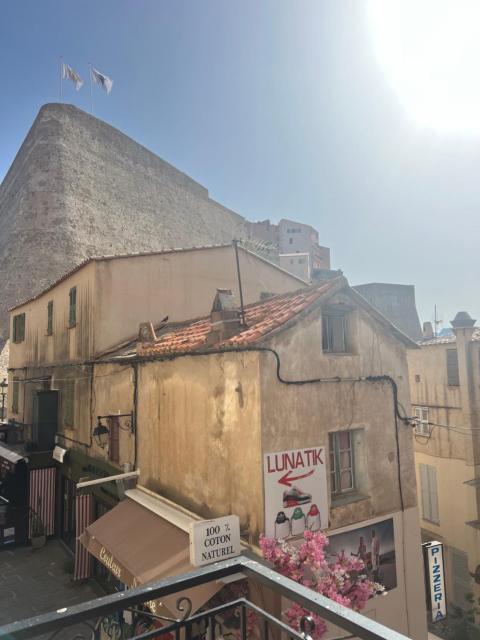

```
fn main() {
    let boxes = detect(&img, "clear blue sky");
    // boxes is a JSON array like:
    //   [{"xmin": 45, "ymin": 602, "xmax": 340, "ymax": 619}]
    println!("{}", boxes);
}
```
[{"xmin": 1, "ymin": 1, "xmax": 478, "ymax": 327}]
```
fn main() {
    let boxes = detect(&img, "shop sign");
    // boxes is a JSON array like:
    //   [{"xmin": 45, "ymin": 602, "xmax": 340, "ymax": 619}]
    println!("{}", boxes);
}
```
[
  {"xmin": 189, "ymin": 515, "xmax": 241, "ymax": 566},
  {"xmin": 263, "ymin": 446, "xmax": 328, "ymax": 539},
  {"xmin": 424, "ymin": 541, "xmax": 447, "ymax": 623}
]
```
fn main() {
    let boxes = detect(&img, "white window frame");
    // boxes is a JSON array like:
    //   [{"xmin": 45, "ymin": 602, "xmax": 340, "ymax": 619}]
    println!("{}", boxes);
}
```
[
  {"xmin": 329, "ymin": 431, "xmax": 355, "ymax": 495},
  {"xmin": 414, "ymin": 406, "xmax": 430, "ymax": 436}
]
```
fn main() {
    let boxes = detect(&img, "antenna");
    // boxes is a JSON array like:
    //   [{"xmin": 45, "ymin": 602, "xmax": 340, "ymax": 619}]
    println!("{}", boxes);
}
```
[{"xmin": 433, "ymin": 305, "xmax": 443, "ymax": 337}]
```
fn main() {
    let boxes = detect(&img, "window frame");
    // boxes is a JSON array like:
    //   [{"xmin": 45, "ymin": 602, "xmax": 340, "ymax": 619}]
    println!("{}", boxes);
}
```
[
  {"xmin": 68, "ymin": 287, "xmax": 77, "ymax": 328},
  {"xmin": 47, "ymin": 300, "xmax": 54, "ymax": 336},
  {"xmin": 12, "ymin": 313, "xmax": 26, "ymax": 343},
  {"xmin": 414, "ymin": 406, "xmax": 430, "ymax": 436},
  {"xmin": 329, "ymin": 430, "xmax": 356, "ymax": 496},
  {"xmin": 322, "ymin": 312, "xmax": 347, "ymax": 354}
]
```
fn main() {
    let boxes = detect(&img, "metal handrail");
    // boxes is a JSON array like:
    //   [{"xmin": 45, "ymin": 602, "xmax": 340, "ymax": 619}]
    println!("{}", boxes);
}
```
[{"xmin": 0, "ymin": 555, "xmax": 411, "ymax": 640}]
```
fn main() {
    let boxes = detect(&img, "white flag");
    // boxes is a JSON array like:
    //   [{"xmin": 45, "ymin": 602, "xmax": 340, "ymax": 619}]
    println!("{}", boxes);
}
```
[
  {"xmin": 62, "ymin": 63, "xmax": 83, "ymax": 90},
  {"xmin": 91, "ymin": 67, "xmax": 113, "ymax": 94}
]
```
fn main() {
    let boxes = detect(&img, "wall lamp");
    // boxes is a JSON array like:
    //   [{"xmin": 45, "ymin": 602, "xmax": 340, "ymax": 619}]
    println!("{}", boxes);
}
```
[{"xmin": 93, "ymin": 412, "xmax": 134, "ymax": 448}]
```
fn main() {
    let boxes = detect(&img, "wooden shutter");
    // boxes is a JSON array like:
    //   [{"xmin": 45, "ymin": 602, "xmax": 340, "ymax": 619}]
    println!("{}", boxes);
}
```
[
  {"xmin": 427, "ymin": 465, "xmax": 439, "ymax": 523},
  {"xmin": 446, "ymin": 349, "xmax": 460, "ymax": 386},
  {"xmin": 419, "ymin": 463, "xmax": 430, "ymax": 520},
  {"xmin": 69, "ymin": 287, "xmax": 77, "ymax": 327},
  {"xmin": 47, "ymin": 301, "xmax": 53, "ymax": 335},
  {"xmin": 12, "ymin": 380, "xmax": 19, "ymax": 414},
  {"xmin": 64, "ymin": 380, "xmax": 75, "ymax": 427},
  {"xmin": 108, "ymin": 416, "xmax": 120, "ymax": 464},
  {"xmin": 450, "ymin": 547, "xmax": 471, "ymax": 609}
]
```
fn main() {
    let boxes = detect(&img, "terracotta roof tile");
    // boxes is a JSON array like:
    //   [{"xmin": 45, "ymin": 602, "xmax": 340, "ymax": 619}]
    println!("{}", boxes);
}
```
[{"xmin": 137, "ymin": 277, "xmax": 344, "ymax": 357}]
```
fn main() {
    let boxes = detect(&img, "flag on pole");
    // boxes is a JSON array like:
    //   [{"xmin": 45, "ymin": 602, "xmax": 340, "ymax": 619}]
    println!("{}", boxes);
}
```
[
  {"xmin": 62, "ymin": 63, "xmax": 83, "ymax": 90},
  {"xmin": 90, "ymin": 67, "xmax": 113, "ymax": 94}
]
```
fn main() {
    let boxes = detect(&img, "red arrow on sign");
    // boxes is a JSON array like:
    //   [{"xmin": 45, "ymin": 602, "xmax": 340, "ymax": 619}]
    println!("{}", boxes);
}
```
[{"xmin": 278, "ymin": 469, "xmax": 315, "ymax": 487}]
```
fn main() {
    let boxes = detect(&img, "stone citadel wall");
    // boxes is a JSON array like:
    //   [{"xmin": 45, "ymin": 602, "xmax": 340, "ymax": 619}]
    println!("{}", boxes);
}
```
[{"xmin": 0, "ymin": 103, "xmax": 248, "ymax": 339}]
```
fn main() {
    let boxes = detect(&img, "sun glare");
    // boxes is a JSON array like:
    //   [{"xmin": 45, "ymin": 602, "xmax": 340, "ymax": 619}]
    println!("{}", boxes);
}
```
[{"xmin": 368, "ymin": 0, "xmax": 480, "ymax": 133}]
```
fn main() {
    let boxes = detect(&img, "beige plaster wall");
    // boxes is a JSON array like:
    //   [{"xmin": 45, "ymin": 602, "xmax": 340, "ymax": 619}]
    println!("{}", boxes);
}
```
[
  {"xmin": 135, "ymin": 352, "xmax": 263, "ymax": 538},
  {"xmin": 8, "ymin": 261, "xmax": 96, "ymax": 370},
  {"xmin": 95, "ymin": 246, "xmax": 305, "ymax": 352}
]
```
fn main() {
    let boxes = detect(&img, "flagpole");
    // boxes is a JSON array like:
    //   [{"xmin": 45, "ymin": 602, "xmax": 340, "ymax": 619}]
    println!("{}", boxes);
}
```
[
  {"xmin": 89, "ymin": 63, "xmax": 93, "ymax": 114},
  {"xmin": 60, "ymin": 57, "xmax": 63, "ymax": 101}
]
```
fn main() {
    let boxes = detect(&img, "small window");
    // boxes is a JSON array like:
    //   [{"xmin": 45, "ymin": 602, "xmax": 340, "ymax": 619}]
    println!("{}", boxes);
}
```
[
  {"xmin": 47, "ymin": 301, "xmax": 54, "ymax": 336},
  {"xmin": 322, "ymin": 313, "xmax": 347, "ymax": 353},
  {"xmin": 419, "ymin": 463, "xmax": 439, "ymax": 524},
  {"xmin": 415, "ymin": 374, "xmax": 421, "ymax": 383},
  {"xmin": 298, "ymin": 258, "xmax": 305, "ymax": 264},
  {"xmin": 414, "ymin": 406, "xmax": 430, "ymax": 436},
  {"xmin": 11, "ymin": 379, "xmax": 20, "ymax": 414},
  {"xmin": 446, "ymin": 349, "xmax": 460, "ymax": 386},
  {"xmin": 69, "ymin": 287, "xmax": 77, "ymax": 327},
  {"xmin": 107, "ymin": 416, "xmax": 120, "ymax": 464},
  {"xmin": 12, "ymin": 313, "xmax": 25, "ymax": 343},
  {"xmin": 63, "ymin": 380, "xmax": 75, "ymax": 428},
  {"xmin": 329, "ymin": 431, "xmax": 354, "ymax": 495},
  {"xmin": 289, "ymin": 238, "xmax": 293, "ymax": 245}
]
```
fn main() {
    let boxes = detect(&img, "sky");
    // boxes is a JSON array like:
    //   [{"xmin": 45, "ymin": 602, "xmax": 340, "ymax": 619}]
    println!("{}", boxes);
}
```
[{"xmin": 0, "ymin": 1, "xmax": 478, "ymax": 328}]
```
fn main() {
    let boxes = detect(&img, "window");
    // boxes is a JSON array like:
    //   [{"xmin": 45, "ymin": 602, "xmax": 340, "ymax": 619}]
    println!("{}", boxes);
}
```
[
  {"xmin": 289, "ymin": 238, "xmax": 293, "ymax": 244},
  {"xmin": 322, "ymin": 313, "xmax": 347, "ymax": 353},
  {"xmin": 414, "ymin": 407, "xmax": 430, "ymax": 436},
  {"xmin": 47, "ymin": 301, "xmax": 53, "ymax": 336},
  {"xmin": 419, "ymin": 463, "xmax": 439, "ymax": 524},
  {"xmin": 107, "ymin": 416, "xmax": 120, "ymax": 464},
  {"xmin": 63, "ymin": 380, "xmax": 75, "ymax": 428},
  {"xmin": 69, "ymin": 287, "xmax": 77, "ymax": 327},
  {"xmin": 446, "ymin": 349, "xmax": 459, "ymax": 386},
  {"xmin": 415, "ymin": 374, "xmax": 421, "ymax": 383},
  {"xmin": 450, "ymin": 547, "xmax": 472, "ymax": 610},
  {"xmin": 329, "ymin": 431, "xmax": 354, "ymax": 495},
  {"xmin": 11, "ymin": 379, "xmax": 19, "ymax": 414},
  {"xmin": 298, "ymin": 258, "xmax": 305, "ymax": 264},
  {"xmin": 12, "ymin": 313, "xmax": 25, "ymax": 343}
]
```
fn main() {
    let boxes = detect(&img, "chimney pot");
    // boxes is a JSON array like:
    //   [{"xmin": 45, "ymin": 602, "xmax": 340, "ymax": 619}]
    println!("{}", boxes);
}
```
[
  {"xmin": 450, "ymin": 311, "xmax": 476, "ymax": 329},
  {"xmin": 422, "ymin": 321, "xmax": 434, "ymax": 339}
]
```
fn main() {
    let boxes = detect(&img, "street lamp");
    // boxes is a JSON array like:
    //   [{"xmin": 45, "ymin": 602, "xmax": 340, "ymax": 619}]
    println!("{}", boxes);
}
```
[
  {"xmin": 0, "ymin": 379, "xmax": 7, "ymax": 421},
  {"xmin": 93, "ymin": 417, "xmax": 109, "ymax": 448}
]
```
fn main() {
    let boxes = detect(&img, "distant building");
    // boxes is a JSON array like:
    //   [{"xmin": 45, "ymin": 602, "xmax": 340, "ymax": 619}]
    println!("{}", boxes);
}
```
[
  {"xmin": 408, "ymin": 311, "xmax": 480, "ymax": 617},
  {"xmin": 354, "ymin": 283, "xmax": 422, "ymax": 341},
  {"xmin": 247, "ymin": 218, "xmax": 331, "ymax": 281}
]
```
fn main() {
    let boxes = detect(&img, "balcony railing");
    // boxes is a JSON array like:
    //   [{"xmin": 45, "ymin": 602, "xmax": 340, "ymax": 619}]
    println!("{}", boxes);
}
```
[{"xmin": 0, "ymin": 555, "xmax": 411, "ymax": 640}]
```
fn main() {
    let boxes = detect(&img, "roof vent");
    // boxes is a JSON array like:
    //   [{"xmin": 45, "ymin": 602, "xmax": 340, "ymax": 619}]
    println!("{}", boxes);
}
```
[
  {"xmin": 451, "ymin": 311, "xmax": 476, "ymax": 329},
  {"xmin": 207, "ymin": 289, "xmax": 242, "ymax": 346}
]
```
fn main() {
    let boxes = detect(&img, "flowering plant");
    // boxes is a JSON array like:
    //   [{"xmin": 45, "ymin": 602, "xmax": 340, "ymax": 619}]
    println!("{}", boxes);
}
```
[{"xmin": 260, "ymin": 531, "xmax": 385, "ymax": 639}]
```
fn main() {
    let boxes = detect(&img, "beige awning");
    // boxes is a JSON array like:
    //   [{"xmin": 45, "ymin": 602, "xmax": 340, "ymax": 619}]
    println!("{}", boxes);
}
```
[{"xmin": 79, "ymin": 497, "xmax": 221, "ymax": 616}]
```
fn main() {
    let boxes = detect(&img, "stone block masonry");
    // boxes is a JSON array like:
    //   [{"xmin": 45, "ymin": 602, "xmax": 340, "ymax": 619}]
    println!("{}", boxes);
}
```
[{"xmin": 0, "ymin": 103, "xmax": 249, "ymax": 339}]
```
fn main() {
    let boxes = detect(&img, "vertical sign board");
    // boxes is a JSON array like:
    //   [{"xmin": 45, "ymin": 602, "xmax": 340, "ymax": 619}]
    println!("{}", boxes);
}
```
[
  {"xmin": 190, "ymin": 515, "xmax": 241, "ymax": 567},
  {"xmin": 424, "ymin": 541, "xmax": 447, "ymax": 623},
  {"xmin": 263, "ymin": 446, "xmax": 328, "ymax": 539}
]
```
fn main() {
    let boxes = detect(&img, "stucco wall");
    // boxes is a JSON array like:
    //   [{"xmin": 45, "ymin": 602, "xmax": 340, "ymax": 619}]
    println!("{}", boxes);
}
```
[
  {"xmin": 135, "ymin": 353, "xmax": 263, "ymax": 538},
  {"xmin": 8, "ymin": 262, "xmax": 96, "ymax": 370},
  {"xmin": 95, "ymin": 246, "xmax": 305, "ymax": 352},
  {"xmin": 0, "ymin": 103, "xmax": 250, "ymax": 340}
]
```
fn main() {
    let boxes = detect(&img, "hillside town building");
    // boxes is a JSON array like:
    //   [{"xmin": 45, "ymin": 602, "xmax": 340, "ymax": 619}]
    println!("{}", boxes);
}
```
[
  {"xmin": 408, "ymin": 312, "xmax": 480, "ymax": 617},
  {"xmin": 4, "ymin": 258, "xmax": 427, "ymax": 639}
]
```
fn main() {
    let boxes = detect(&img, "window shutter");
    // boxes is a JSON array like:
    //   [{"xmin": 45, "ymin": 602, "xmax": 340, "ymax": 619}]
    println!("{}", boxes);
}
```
[
  {"xmin": 427, "ymin": 465, "xmax": 439, "ymax": 523},
  {"xmin": 450, "ymin": 547, "xmax": 471, "ymax": 609},
  {"xmin": 108, "ymin": 417, "xmax": 120, "ymax": 464},
  {"xmin": 47, "ymin": 301, "xmax": 53, "ymax": 335},
  {"xmin": 446, "ymin": 349, "xmax": 460, "ymax": 386},
  {"xmin": 69, "ymin": 287, "xmax": 77, "ymax": 327},
  {"xmin": 64, "ymin": 380, "xmax": 75, "ymax": 427},
  {"xmin": 419, "ymin": 463, "xmax": 430, "ymax": 520}
]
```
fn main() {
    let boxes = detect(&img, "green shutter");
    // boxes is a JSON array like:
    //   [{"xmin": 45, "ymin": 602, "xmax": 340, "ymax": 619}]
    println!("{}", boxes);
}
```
[
  {"xmin": 13, "ymin": 314, "xmax": 25, "ymax": 343},
  {"xmin": 12, "ymin": 380, "xmax": 19, "ymax": 414},
  {"xmin": 446, "ymin": 349, "xmax": 460, "ymax": 386},
  {"xmin": 64, "ymin": 380, "xmax": 75, "ymax": 427},
  {"xmin": 69, "ymin": 287, "xmax": 77, "ymax": 327},
  {"xmin": 47, "ymin": 301, "xmax": 53, "ymax": 335}
]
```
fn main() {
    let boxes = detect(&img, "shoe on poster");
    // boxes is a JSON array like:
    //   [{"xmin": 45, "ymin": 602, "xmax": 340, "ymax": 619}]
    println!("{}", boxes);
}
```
[
  {"xmin": 283, "ymin": 485, "xmax": 312, "ymax": 508},
  {"xmin": 274, "ymin": 511, "xmax": 290, "ymax": 539},
  {"xmin": 291, "ymin": 507, "xmax": 306, "ymax": 536},
  {"xmin": 306, "ymin": 504, "xmax": 321, "ymax": 531}
]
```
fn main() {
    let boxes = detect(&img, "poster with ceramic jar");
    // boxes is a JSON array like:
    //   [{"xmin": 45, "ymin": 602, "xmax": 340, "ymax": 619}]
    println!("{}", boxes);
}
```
[{"xmin": 263, "ymin": 446, "xmax": 328, "ymax": 540}]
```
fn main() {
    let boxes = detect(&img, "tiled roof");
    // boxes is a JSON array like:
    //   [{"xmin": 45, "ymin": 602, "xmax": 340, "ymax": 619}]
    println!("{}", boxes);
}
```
[
  {"xmin": 419, "ymin": 328, "xmax": 480, "ymax": 346},
  {"xmin": 137, "ymin": 277, "xmax": 345, "ymax": 357}
]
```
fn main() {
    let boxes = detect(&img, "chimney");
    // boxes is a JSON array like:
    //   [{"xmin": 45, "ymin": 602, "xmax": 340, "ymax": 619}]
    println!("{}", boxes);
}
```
[
  {"xmin": 138, "ymin": 322, "xmax": 157, "ymax": 343},
  {"xmin": 451, "ymin": 311, "xmax": 476, "ymax": 342},
  {"xmin": 422, "ymin": 321, "xmax": 434, "ymax": 339},
  {"xmin": 206, "ymin": 289, "xmax": 242, "ymax": 346}
]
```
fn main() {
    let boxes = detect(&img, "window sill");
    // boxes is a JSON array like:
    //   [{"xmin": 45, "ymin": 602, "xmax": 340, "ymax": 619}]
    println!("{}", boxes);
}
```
[
  {"xmin": 68, "ymin": 324, "xmax": 77, "ymax": 330},
  {"xmin": 331, "ymin": 492, "xmax": 369, "ymax": 508}
]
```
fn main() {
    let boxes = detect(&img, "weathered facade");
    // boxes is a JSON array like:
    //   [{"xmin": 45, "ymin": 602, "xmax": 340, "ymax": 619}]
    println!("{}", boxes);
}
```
[{"xmin": 408, "ymin": 313, "xmax": 480, "ymax": 616}]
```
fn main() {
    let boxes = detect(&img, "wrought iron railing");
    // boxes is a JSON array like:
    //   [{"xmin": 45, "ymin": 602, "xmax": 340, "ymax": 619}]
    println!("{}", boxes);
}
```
[{"xmin": 0, "ymin": 555, "xmax": 411, "ymax": 640}]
